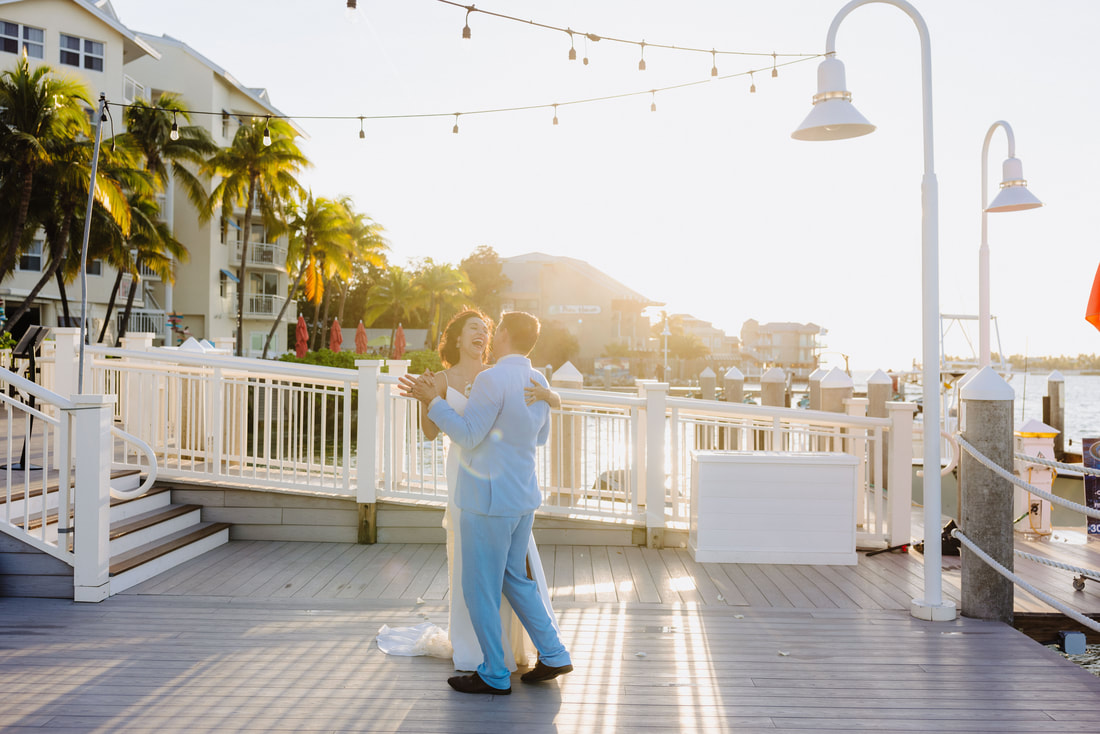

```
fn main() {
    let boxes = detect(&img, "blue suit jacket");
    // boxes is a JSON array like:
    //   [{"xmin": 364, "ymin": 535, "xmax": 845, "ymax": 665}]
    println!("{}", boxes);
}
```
[{"xmin": 427, "ymin": 354, "xmax": 550, "ymax": 517}]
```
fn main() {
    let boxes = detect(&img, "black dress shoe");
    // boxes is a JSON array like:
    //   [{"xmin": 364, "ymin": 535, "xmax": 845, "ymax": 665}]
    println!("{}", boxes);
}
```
[
  {"xmin": 448, "ymin": 672, "xmax": 511, "ymax": 695},
  {"xmin": 520, "ymin": 660, "xmax": 574, "ymax": 683}
]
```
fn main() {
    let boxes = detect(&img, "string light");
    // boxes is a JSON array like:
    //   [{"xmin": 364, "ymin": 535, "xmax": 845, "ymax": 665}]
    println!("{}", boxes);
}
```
[
  {"xmin": 771, "ymin": 52, "xmax": 778, "ymax": 78},
  {"xmin": 582, "ymin": 34, "xmax": 590, "ymax": 66},
  {"xmin": 711, "ymin": 49, "xmax": 718, "ymax": 78},
  {"xmin": 462, "ymin": 5, "xmax": 474, "ymax": 39},
  {"xmin": 169, "ymin": 111, "xmax": 179, "ymax": 141},
  {"xmin": 567, "ymin": 29, "xmax": 576, "ymax": 61},
  {"xmin": 552, "ymin": 104, "xmax": 558, "ymax": 126},
  {"xmin": 104, "ymin": 52, "xmax": 819, "ymax": 141},
  {"xmin": 638, "ymin": 40, "xmax": 646, "ymax": 71},
  {"xmin": 749, "ymin": 71, "xmax": 756, "ymax": 94},
  {"xmin": 262, "ymin": 116, "xmax": 272, "ymax": 145},
  {"xmin": 345, "ymin": 0, "xmax": 359, "ymax": 22}
]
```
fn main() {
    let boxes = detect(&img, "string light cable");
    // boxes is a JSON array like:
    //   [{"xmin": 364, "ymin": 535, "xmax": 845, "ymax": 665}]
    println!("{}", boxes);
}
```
[{"xmin": 103, "ymin": 53, "xmax": 819, "ymax": 137}]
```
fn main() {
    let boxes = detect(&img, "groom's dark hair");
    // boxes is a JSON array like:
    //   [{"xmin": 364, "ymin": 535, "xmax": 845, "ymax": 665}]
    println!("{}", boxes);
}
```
[{"xmin": 499, "ymin": 312, "xmax": 540, "ymax": 355}]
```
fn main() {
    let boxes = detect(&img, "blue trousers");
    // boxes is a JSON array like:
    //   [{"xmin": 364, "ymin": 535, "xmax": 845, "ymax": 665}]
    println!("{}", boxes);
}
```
[{"xmin": 459, "ymin": 510, "xmax": 571, "ymax": 689}]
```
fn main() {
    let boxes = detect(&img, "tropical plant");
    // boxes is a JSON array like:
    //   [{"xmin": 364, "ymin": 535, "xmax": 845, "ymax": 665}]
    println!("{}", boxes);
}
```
[
  {"xmin": 123, "ymin": 93, "xmax": 215, "ymax": 205},
  {"xmin": 361, "ymin": 266, "xmax": 427, "ymax": 346},
  {"xmin": 530, "ymin": 320, "xmax": 580, "ymax": 371},
  {"xmin": 459, "ymin": 245, "xmax": 511, "ymax": 318},
  {"xmin": 414, "ymin": 259, "xmax": 470, "ymax": 350},
  {"xmin": 201, "ymin": 117, "xmax": 308, "ymax": 355},
  {"xmin": 0, "ymin": 55, "xmax": 92, "ymax": 282},
  {"xmin": 334, "ymin": 197, "xmax": 387, "ymax": 324}
]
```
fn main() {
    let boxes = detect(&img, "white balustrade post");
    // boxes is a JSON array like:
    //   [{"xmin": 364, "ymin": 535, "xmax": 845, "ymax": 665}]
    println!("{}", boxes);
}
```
[
  {"xmin": 886, "ymin": 401, "xmax": 917, "ymax": 548},
  {"xmin": 642, "ymin": 380, "xmax": 669, "ymax": 549},
  {"xmin": 634, "ymin": 380, "xmax": 653, "ymax": 514},
  {"xmin": 699, "ymin": 366, "xmax": 716, "ymax": 401},
  {"xmin": 388, "ymin": 360, "xmax": 410, "ymax": 487},
  {"xmin": 213, "ymin": 336, "xmax": 235, "ymax": 354},
  {"xmin": 51, "ymin": 327, "xmax": 80, "ymax": 397},
  {"xmin": 845, "ymin": 397, "xmax": 869, "ymax": 524},
  {"xmin": 119, "ymin": 333, "xmax": 154, "ymax": 439},
  {"xmin": 551, "ymin": 363, "xmax": 584, "ymax": 500},
  {"xmin": 355, "ymin": 360, "xmax": 380, "ymax": 543},
  {"xmin": 71, "ymin": 394, "xmax": 115, "ymax": 602}
]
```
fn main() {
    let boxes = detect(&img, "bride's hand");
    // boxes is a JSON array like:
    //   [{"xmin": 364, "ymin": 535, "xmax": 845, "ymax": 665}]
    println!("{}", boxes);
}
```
[{"xmin": 525, "ymin": 379, "xmax": 551, "ymax": 406}]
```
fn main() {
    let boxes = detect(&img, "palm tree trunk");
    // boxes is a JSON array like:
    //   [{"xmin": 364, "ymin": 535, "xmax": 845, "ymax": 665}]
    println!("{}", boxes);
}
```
[
  {"xmin": 115, "ymin": 276, "xmax": 139, "ymax": 347},
  {"xmin": 337, "ymin": 281, "xmax": 350, "ymax": 323},
  {"xmin": 312, "ymin": 282, "xmax": 333, "ymax": 350},
  {"xmin": 4, "ymin": 218, "xmax": 69, "ymax": 329},
  {"xmin": 0, "ymin": 168, "xmax": 35, "ymax": 282},
  {"xmin": 98, "ymin": 270, "xmax": 124, "ymax": 342},
  {"xmin": 235, "ymin": 179, "xmax": 257, "ymax": 357},
  {"xmin": 55, "ymin": 269, "xmax": 71, "ymax": 326},
  {"xmin": 262, "ymin": 254, "xmax": 308, "ymax": 359}
]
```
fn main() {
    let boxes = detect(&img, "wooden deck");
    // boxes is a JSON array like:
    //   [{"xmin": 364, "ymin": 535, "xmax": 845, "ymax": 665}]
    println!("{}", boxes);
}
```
[{"xmin": 2, "ymin": 539, "xmax": 1099, "ymax": 733}]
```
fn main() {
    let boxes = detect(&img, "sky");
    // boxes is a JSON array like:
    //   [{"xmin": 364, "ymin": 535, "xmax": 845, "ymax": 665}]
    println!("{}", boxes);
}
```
[{"xmin": 105, "ymin": 0, "xmax": 1100, "ymax": 371}]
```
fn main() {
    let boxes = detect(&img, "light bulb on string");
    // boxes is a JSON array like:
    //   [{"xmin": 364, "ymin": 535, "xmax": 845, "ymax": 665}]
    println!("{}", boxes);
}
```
[
  {"xmin": 462, "ymin": 5, "xmax": 474, "ymax": 39},
  {"xmin": 582, "ymin": 34, "xmax": 590, "ymax": 65},
  {"xmin": 650, "ymin": 90, "xmax": 657, "ymax": 112},
  {"xmin": 358, "ymin": 116, "xmax": 365, "ymax": 140},
  {"xmin": 169, "ymin": 111, "xmax": 179, "ymax": 141},
  {"xmin": 749, "ymin": 71, "xmax": 756, "ymax": 94},
  {"xmin": 552, "ymin": 104, "xmax": 558, "ymax": 126},
  {"xmin": 262, "ymin": 116, "xmax": 272, "ymax": 146},
  {"xmin": 567, "ymin": 30, "xmax": 576, "ymax": 61},
  {"xmin": 345, "ymin": 0, "xmax": 359, "ymax": 23},
  {"xmin": 638, "ymin": 41, "xmax": 646, "ymax": 71},
  {"xmin": 710, "ymin": 49, "xmax": 718, "ymax": 78},
  {"xmin": 771, "ymin": 53, "xmax": 778, "ymax": 78},
  {"xmin": 452, "ymin": 113, "xmax": 460, "ymax": 134}
]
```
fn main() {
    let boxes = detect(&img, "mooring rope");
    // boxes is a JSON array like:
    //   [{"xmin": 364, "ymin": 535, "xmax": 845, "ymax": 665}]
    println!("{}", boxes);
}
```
[
  {"xmin": 1014, "ymin": 452, "xmax": 1100, "ymax": 477},
  {"xmin": 1014, "ymin": 549, "xmax": 1100, "ymax": 583},
  {"xmin": 952, "ymin": 529, "xmax": 1100, "ymax": 635},
  {"xmin": 955, "ymin": 435, "xmax": 1100, "ymax": 520}
]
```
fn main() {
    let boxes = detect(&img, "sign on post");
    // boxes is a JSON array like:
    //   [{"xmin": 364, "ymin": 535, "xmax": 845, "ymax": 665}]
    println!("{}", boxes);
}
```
[{"xmin": 1084, "ymin": 438, "xmax": 1100, "ymax": 536}]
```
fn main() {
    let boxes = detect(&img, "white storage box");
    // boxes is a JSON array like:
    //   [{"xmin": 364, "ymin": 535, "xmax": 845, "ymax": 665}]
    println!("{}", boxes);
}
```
[{"xmin": 689, "ymin": 451, "xmax": 858, "ymax": 565}]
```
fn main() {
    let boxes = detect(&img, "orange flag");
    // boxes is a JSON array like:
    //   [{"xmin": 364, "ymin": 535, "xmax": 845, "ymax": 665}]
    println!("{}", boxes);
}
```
[{"xmin": 1088, "ymin": 262, "xmax": 1100, "ymax": 333}]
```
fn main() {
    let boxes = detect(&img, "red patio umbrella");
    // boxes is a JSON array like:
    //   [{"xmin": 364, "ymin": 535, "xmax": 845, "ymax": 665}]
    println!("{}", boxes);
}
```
[
  {"xmin": 294, "ymin": 315, "xmax": 308, "ymax": 358},
  {"xmin": 1087, "ymin": 261, "xmax": 1100, "ymax": 333},
  {"xmin": 329, "ymin": 317, "xmax": 343, "ymax": 352},
  {"xmin": 392, "ymin": 323, "xmax": 406, "ymax": 360},
  {"xmin": 355, "ymin": 321, "xmax": 368, "ymax": 354}
]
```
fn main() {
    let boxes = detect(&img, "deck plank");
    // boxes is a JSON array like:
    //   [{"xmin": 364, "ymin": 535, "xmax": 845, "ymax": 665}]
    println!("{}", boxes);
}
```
[
  {"xmin": 622, "ymin": 546, "xmax": 662, "ymax": 604},
  {"xmin": 572, "ymin": 546, "xmax": 596, "ymax": 603},
  {"xmin": 588, "ymin": 545, "xmax": 619, "ymax": 603},
  {"xmin": 606, "ymin": 547, "xmax": 638, "ymax": 603}
]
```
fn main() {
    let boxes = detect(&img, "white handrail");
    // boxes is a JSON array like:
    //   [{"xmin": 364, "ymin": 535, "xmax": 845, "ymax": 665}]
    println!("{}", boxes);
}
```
[
  {"xmin": 109, "ymin": 426, "xmax": 158, "ymax": 499},
  {"xmin": 89, "ymin": 345, "xmax": 359, "ymax": 384},
  {"xmin": 0, "ymin": 366, "xmax": 73, "ymax": 411}
]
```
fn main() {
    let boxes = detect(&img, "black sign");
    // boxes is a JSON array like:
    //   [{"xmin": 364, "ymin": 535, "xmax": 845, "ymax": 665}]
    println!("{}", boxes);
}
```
[{"xmin": 1085, "ymin": 438, "xmax": 1100, "ymax": 536}]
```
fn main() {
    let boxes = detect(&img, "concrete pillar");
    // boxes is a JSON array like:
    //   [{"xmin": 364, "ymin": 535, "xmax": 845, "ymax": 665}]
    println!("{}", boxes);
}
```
[
  {"xmin": 551, "ymin": 361, "xmax": 584, "ymax": 495},
  {"xmin": 819, "ymin": 367, "xmax": 854, "ymax": 414},
  {"xmin": 760, "ymin": 367, "xmax": 786, "ymax": 407},
  {"xmin": 699, "ymin": 366, "xmax": 716, "ymax": 401},
  {"xmin": 808, "ymin": 367, "xmax": 827, "ymax": 411},
  {"xmin": 722, "ymin": 366, "xmax": 744, "ymax": 403},
  {"xmin": 867, "ymin": 369, "xmax": 893, "ymax": 492},
  {"xmin": 1046, "ymin": 371, "xmax": 1065, "ymax": 460},
  {"xmin": 959, "ymin": 366, "xmax": 1015, "ymax": 624}
]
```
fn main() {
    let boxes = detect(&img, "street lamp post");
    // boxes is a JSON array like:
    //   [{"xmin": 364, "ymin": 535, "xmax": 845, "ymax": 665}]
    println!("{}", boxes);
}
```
[
  {"xmin": 792, "ymin": 0, "xmax": 955, "ymax": 621},
  {"xmin": 980, "ymin": 121, "xmax": 1042, "ymax": 368}
]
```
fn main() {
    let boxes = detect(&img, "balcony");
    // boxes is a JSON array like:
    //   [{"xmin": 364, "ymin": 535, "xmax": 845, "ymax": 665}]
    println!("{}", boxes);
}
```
[
  {"xmin": 245, "ymin": 294, "xmax": 286, "ymax": 319},
  {"xmin": 138, "ymin": 263, "xmax": 161, "ymax": 281},
  {"xmin": 231, "ymin": 241, "xmax": 287, "ymax": 269},
  {"xmin": 118, "ymin": 308, "xmax": 166, "ymax": 335}
]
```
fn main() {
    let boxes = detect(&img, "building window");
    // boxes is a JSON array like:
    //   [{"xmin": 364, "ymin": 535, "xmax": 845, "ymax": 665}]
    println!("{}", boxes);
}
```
[
  {"xmin": 1, "ymin": 22, "xmax": 44, "ymax": 58},
  {"xmin": 17, "ymin": 239, "xmax": 43, "ymax": 271},
  {"xmin": 122, "ymin": 76, "xmax": 145, "ymax": 104},
  {"xmin": 60, "ymin": 33, "xmax": 104, "ymax": 71},
  {"xmin": 250, "ymin": 272, "xmax": 279, "ymax": 296},
  {"xmin": 221, "ymin": 110, "xmax": 231, "ymax": 139},
  {"xmin": 85, "ymin": 259, "xmax": 103, "ymax": 276},
  {"xmin": 251, "ymin": 332, "xmax": 275, "ymax": 353},
  {"xmin": 220, "ymin": 216, "xmax": 228, "ymax": 245}
]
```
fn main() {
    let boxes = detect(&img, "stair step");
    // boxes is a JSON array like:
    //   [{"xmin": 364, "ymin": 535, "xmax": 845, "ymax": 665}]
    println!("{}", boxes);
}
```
[
  {"xmin": 0, "ymin": 469, "xmax": 140, "ymax": 505},
  {"xmin": 110, "ymin": 504, "xmax": 201, "ymax": 541},
  {"xmin": 110, "ymin": 522, "xmax": 231, "ymax": 577}
]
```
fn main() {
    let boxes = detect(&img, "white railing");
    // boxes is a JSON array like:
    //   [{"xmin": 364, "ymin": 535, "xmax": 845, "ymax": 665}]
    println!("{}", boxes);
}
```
[
  {"xmin": 119, "ymin": 308, "xmax": 166, "ymax": 336},
  {"xmin": 44, "ymin": 333, "xmax": 916, "ymax": 547},
  {"xmin": 233, "ymin": 241, "xmax": 287, "ymax": 268},
  {"xmin": 245, "ymin": 294, "xmax": 286, "ymax": 317}
]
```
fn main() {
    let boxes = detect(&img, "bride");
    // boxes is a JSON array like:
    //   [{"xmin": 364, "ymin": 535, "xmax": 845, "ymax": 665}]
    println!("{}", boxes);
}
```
[{"xmin": 417, "ymin": 308, "xmax": 560, "ymax": 672}]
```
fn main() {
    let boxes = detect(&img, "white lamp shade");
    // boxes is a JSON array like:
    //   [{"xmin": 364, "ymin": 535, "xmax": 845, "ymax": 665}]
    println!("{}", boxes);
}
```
[
  {"xmin": 791, "ymin": 57, "xmax": 876, "ymax": 141},
  {"xmin": 986, "ymin": 156, "xmax": 1042, "ymax": 212}
]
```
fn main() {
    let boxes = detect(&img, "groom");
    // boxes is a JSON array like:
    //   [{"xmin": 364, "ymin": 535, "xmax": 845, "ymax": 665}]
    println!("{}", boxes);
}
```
[{"xmin": 405, "ymin": 312, "xmax": 572, "ymax": 695}]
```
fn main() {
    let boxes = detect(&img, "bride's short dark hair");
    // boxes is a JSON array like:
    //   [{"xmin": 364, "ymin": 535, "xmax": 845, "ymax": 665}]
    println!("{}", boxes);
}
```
[{"xmin": 438, "ymin": 308, "xmax": 493, "ymax": 368}]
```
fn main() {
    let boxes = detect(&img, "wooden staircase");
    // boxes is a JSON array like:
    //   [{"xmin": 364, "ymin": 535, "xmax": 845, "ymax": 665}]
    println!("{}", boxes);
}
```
[{"xmin": 0, "ymin": 470, "xmax": 230, "ymax": 597}]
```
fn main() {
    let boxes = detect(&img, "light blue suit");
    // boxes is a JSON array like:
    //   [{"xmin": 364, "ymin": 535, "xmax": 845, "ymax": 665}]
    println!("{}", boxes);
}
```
[{"xmin": 428, "ymin": 354, "xmax": 571, "ymax": 689}]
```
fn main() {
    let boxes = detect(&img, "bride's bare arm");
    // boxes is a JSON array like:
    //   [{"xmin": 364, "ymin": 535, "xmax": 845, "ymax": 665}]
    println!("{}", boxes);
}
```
[
  {"xmin": 525, "ymin": 379, "xmax": 561, "ymax": 409},
  {"xmin": 419, "ymin": 372, "xmax": 449, "ymax": 440}
]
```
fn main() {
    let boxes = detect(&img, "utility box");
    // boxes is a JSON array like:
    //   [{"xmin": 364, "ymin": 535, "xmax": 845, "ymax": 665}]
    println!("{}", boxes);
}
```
[
  {"xmin": 689, "ymin": 451, "xmax": 858, "ymax": 565},
  {"xmin": 1013, "ymin": 418, "xmax": 1058, "ymax": 537}
]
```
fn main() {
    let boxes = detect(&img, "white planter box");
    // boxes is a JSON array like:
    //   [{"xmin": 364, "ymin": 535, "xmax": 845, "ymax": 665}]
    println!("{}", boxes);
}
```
[{"xmin": 690, "ymin": 451, "xmax": 858, "ymax": 565}]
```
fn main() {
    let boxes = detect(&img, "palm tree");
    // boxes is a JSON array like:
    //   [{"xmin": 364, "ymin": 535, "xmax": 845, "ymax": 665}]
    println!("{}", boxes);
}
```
[
  {"xmin": 123, "ymin": 94, "xmax": 215, "ymax": 206},
  {"xmin": 261, "ymin": 191, "xmax": 350, "ymax": 358},
  {"xmin": 414, "ymin": 260, "xmax": 470, "ymax": 349},
  {"xmin": 335, "ymin": 198, "xmax": 387, "ymax": 324},
  {"xmin": 0, "ymin": 55, "xmax": 91, "ymax": 282},
  {"xmin": 361, "ymin": 266, "xmax": 427, "ymax": 347},
  {"xmin": 202, "ymin": 117, "xmax": 308, "ymax": 355}
]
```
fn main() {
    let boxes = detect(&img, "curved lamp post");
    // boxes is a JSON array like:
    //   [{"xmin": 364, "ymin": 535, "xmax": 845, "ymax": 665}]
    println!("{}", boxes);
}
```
[
  {"xmin": 792, "ymin": 0, "xmax": 955, "ymax": 621},
  {"xmin": 980, "ymin": 121, "xmax": 1042, "ymax": 368}
]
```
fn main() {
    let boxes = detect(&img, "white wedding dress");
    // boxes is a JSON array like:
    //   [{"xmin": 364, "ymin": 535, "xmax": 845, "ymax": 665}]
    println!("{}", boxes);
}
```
[
  {"xmin": 376, "ymin": 385, "xmax": 559, "ymax": 670},
  {"xmin": 442, "ymin": 385, "xmax": 559, "ymax": 672}
]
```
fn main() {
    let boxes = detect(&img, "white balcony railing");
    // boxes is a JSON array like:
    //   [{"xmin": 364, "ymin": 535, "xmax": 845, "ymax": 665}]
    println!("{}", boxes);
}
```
[
  {"xmin": 119, "ymin": 309, "xmax": 166, "ymax": 335},
  {"xmin": 231, "ymin": 241, "xmax": 287, "ymax": 268},
  {"xmin": 245, "ymin": 294, "xmax": 286, "ymax": 318}
]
